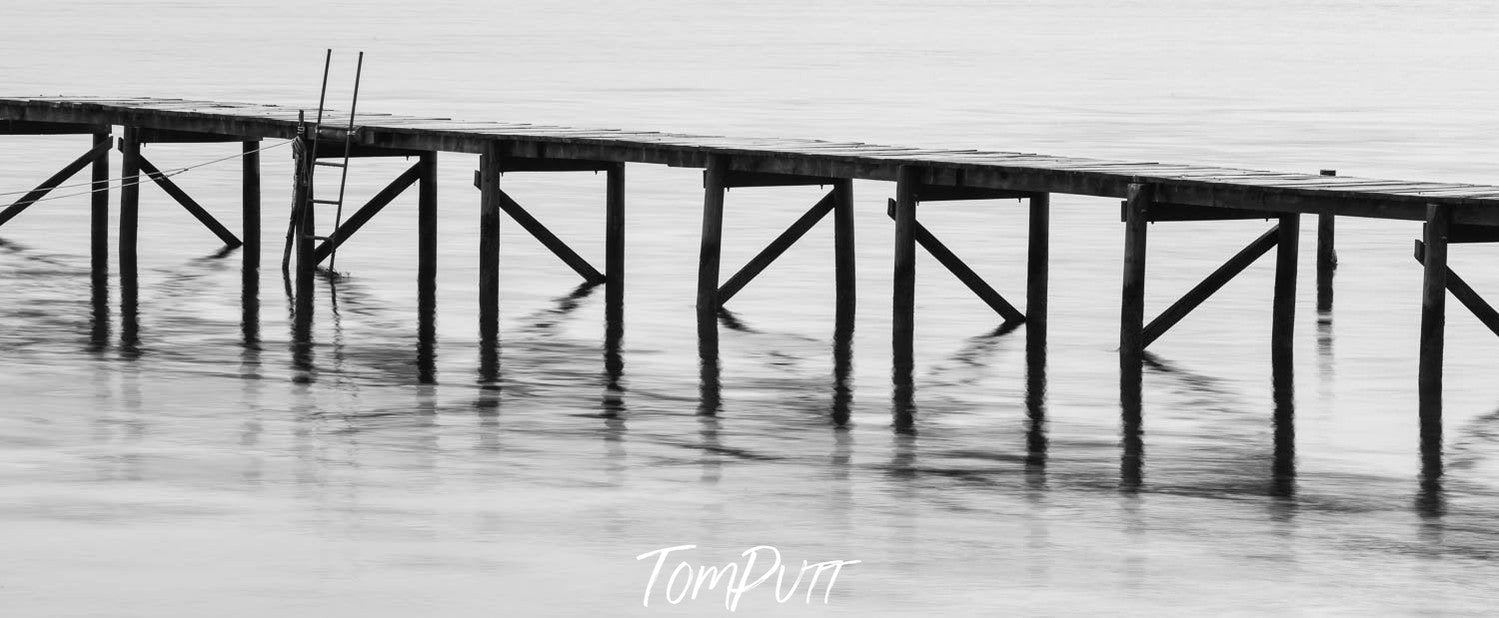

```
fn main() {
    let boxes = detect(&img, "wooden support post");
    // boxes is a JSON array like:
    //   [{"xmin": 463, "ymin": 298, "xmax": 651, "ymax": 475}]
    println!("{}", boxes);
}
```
[
  {"xmin": 605, "ymin": 162, "xmax": 626, "ymax": 328},
  {"xmin": 242, "ymin": 141, "xmax": 260, "ymax": 272},
  {"xmin": 119, "ymin": 127, "xmax": 141, "ymax": 284},
  {"xmin": 91, "ymin": 132, "xmax": 110, "ymax": 280},
  {"xmin": 1120, "ymin": 183, "xmax": 1151, "ymax": 371},
  {"xmin": 1316, "ymin": 170, "xmax": 1337, "ymax": 313},
  {"xmin": 893, "ymin": 166, "xmax": 920, "ymax": 380},
  {"xmin": 833, "ymin": 178, "xmax": 855, "ymax": 328},
  {"xmin": 478, "ymin": 145, "xmax": 501, "ymax": 344},
  {"xmin": 1413, "ymin": 241, "xmax": 1499, "ymax": 337},
  {"xmin": 293, "ymin": 127, "xmax": 315, "ymax": 327},
  {"xmin": 1273, "ymin": 213, "xmax": 1300, "ymax": 364},
  {"xmin": 1419, "ymin": 204, "xmax": 1450, "ymax": 432},
  {"xmin": 1027, "ymin": 193, "xmax": 1050, "ymax": 356},
  {"xmin": 1141, "ymin": 226, "xmax": 1279, "ymax": 347},
  {"xmin": 418, "ymin": 151, "xmax": 438, "ymax": 345},
  {"xmin": 717, "ymin": 191, "xmax": 836, "ymax": 304},
  {"xmin": 697, "ymin": 155, "xmax": 728, "ymax": 343}
]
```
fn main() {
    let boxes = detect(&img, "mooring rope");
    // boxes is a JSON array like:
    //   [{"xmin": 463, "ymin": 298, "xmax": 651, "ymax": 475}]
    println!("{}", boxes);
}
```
[{"xmin": 0, "ymin": 139, "xmax": 292, "ymax": 203}]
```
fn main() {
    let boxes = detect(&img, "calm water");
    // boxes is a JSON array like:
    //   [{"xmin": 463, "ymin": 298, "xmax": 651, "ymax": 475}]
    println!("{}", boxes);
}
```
[{"xmin": 3, "ymin": 1, "xmax": 1499, "ymax": 615}]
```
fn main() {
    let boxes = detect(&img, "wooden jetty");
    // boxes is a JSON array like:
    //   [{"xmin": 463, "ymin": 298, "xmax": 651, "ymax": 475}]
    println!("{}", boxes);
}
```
[{"xmin": 4, "ymin": 95, "xmax": 1499, "ymax": 450}]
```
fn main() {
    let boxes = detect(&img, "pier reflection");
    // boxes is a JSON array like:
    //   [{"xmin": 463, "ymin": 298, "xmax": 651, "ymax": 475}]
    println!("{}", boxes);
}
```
[
  {"xmin": 1120, "ymin": 355, "xmax": 1145, "ymax": 491},
  {"xmin": 1271, "ymin": 354, "xmax": 1297, "ymax": 499},
  {"xmin": 119, "ymin": 260, "xmax": 140, "ymax": 360},
  {"xmin": 1025, "ymin": 331, "xmax": 1048, "ymax": 487},
  {"xmin": 89, "ymin": 261, "xmax": 109, "ymax": 353},
  {"xmin": 830, "ymin": 311, "xmax": 853, "ymax": 427}
]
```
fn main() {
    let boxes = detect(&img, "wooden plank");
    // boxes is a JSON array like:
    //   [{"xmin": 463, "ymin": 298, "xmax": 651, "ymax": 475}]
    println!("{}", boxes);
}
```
[
  {"xmin": 495, "ymin": 188, "xmax": 605, "ymax": 284},
  {"xmin": 917, "ymin": 185, "xmax": 1035, "ymax": 202},
  {"xmin": 136, "ymin": 127, "xmax": 247, "ymax": 143},
  {"xmin": 497, "ymin": 157, "xmax": 615, "ymax": 173},
  {"xmin": 0, "ymin": 120, "xmax": 109, "ymax": 134},
  {"xmin": 721, "ymin": 169, "xmax": 839, "ymax": 188},
  {"xmin": 1141, "ymin": 225, "xmax": 1279, "ymax": 348},
  {"xmin": 1138, "ymin": 202, "xmax": 1274, "ymax": 222},
  {"xmin": 136, "ymin": 155, "xmax": 242, "ymax": 247},
  {"xmin": 718, "ymin": 190, "xmax": 836, "ymax": 305},
  {"xmin": 242, "ymin": 140, "xmax": 260, "ymax": 272},
  {"xmin": 1448, "ymin": 223, "xmax": 1499, "ymax": 244}
]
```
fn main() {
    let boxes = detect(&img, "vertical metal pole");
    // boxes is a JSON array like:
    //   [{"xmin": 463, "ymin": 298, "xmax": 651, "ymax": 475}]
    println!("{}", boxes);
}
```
[
  {"xmin": 1120, "ymin": 183, "xmax": 1151, "ymax": 371},
  {"xmin": 1316, "ymin": 170, "xmax": 1337, "ymax": 313},
  {"xmin": 478, "ymin": 145, "xmax": 501, "ymax": 344},
  {"xmin": 1027, "ymin": 193, "xmax": 1050, "ymax": 359},
  {"xmin": 605, "ymin": 162, "xmax": 626, "ymax": 329},
  {"xmin": 1419, "ymin": 204, "xmax": 1449, "ymax": 443},
  {"xmin": 832, "ymin": 177, "xmax": 856, "ymax": 327},
  {"xmin": 1273, "ymin": 213, "xmax": 1300, "ymax": 365},
  {"xmin": 697, "ymin": 156, "xmax": 728, "ymax": 344}
]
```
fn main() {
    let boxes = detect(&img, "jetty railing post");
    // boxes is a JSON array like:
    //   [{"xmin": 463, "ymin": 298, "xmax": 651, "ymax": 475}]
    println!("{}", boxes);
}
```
[
  {"xmin": 119, "ymin": 127, "xmax": 141, "ymax": 282},
  {"xmin": 606, "ymin": 162, "xmax": 626, "ymax": 328},
  {"xmin": 242, "ymin": 140, "xmax": 260, "ymax": 273},
  {"xmin": 90, "ymin": 131, "xmax": 110, "ymax": 281},
  {"xmin": 697, "ymin": 155, "xmax": 728, "ymax": 345},
  {"xmin": 832, "ymin": 177, "xmax": 855, "ymax": 327},
  {"xmin": 1273, "ymin": 212, "xmax": 1300, "ymax": 364},
  {"xmin": 478, "ymin": 145, "xmax": 500, "ymax": 344},
  {"xmin": 1027, "ymin": 193, "xmax": 1050, "ymax": 358},
  {"xmin": 1120, "ymin": 183, "xmax": 1152, "ymax": 371},
  {"xmin": 1419, "ymin": 203, "xmax": 1450, "ymax": 439},
  {"xmin": 1317, "ymin": 169, "xmax": 1337, "ymax": 313},
  {"xmin": 892, "ymin": 166, "xmax": 920, "ymax": 381}
]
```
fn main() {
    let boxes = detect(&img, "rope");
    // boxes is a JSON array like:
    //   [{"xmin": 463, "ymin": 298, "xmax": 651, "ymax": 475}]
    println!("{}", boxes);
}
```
[{"xmin": 0, "ymin": 139, "xmax": 291, "ymax": 203}]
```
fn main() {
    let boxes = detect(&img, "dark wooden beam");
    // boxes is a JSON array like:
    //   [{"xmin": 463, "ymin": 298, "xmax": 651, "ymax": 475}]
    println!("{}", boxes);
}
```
[
  {"xmin": 605, "ymin": 162, "xmax": 626, "ymax": 329},
  {"xmin": 478, "ymin": 145, "xmax": 501, "ymax": 344},
  {"xmin": 1121, "ymin": 183, "xmax": 1151, "ymax": 369},
  {"xmin": 417, "ymin": 152, "xmax": 438, "ymax": 353},
  {"xmin": 883, "ymin": 198, "xmax": 1025, "ymax": 322},
  {"xmin": 698, "ymin": 156, "xmax": 729, "ymax": 342},
  {"xmin": 916, "ymin": 185, "xmax": 1035, "ymax": 202},
  {"xmin": 312, "ymin": 162, "xmax": 422, "ymax": 263},
  {"xmin": 242, "ymin": 140, "xmax": 260, "ymax": 272},
  {"xmin": 1273, "ymin": 214, "xmax": 1300, "ymax": 364},
  {"xmin": 499, "ymin": 157, "xmax": 615, "ymax": 173},
  {"xmin": 833, "ymin": 178, "xmax": 855, "ymax": 327},
  {"xmin": 1127, "ymin": 201, "xmax": 1275, "ymax": 222},
  {"xmin": 136, "ymin": 127, "xmax": 246, "ymax": 143},
  {"xmin": 1419, "ymin": 204, "xmax": 1449, "ymax": 432},
  {"xmin": 0, "ymin": 138, "xmax": 112, "ymax": 228},
  {"xmin": 720, "ymin": 169, "xmax": 838, "ymax": 188},
  {"xmin": 91, "ymin": 132, "xmax": 110, "ymax": 280},
  {"xmin": 1447, "ymin": 223, "xmax": 1499, "ymax": 244},
  {"xmin": 495, "ymin": 189, "xmax": 605, "ymax": 284},
  {"xmin": 893, "ymin": 166, "xmax": 920, "ymax": 378},
  {"xmin": 1140, "ymin": 226, "xmax": 1280, "ymax": 348},
  {"xmin": 0, "ymin": 120, "xmax": 108, "ymax": 135},
  {"xmin": 313, "ymin": 141, "xmax": 427, "ymax": 159},
  {"xmin": 136, "ymin": 155, "xmax": 242, "ymax": 247},
  {"xmin": 717, "ymin": 190, "xmax": 836, "ymax": 305},
  {"xmin": 1316, "ymin": 170, "xmax": 1337, "ymax": 312},
  {"xmin": 1414, "ymin": 240, "xmax": 1499, "ymax": 338},
  {"xmin": 1027, "ymin": 193, "xmax": 1049, "ymax": 355},
  {"xmin": 120, "ymin": 127, "xmax": 141, "ymax": 292}
]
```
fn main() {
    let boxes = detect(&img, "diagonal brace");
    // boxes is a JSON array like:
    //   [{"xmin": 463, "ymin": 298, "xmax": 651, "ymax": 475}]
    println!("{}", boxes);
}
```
[
  {"xmin": 1142, "ymin": 225, "xmax": 1280, "ymax": 347},
  {"xmin": 717, "ymin": 190, "xmax": 836, "ymax": 305},
  {"xmin": 496, "ymin": 188, "xmax": 606, "ymax": 284},
  {"xmin": 136, "ymin": 155, "xmax": 241, "ymax": 247},
  {"xmin": 1414, "ymin": 240, "xmax": 1499, "ymax": 337},
  {"xmin": 0, "ymin": 139, "xmax": 112, "ymax": 228},
  {"xmin": 886, "ymin": 199, "xmax": 1026, "ymax": 323},
  {"xmin": 313, "ymin": 162, "xmax": 422, "ymax": 263}
]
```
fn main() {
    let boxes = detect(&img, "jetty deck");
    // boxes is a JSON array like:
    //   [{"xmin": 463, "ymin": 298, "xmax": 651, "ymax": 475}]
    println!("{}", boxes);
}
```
[{"xmin": 3, "ymin": 95, "xmax": 1497, "ymax": 452}]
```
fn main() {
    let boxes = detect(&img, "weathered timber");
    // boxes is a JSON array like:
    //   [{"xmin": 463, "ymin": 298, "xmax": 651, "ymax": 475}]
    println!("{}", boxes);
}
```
[
  {"xmin": 605, "ymin": 162, "xmax": 626, "ymax": 326},
  {"xmin": 916, "ymin": 185, "xmax": 1035, "ymax": 202},
  {"xmin": 717, "ymin": 191, "xmax": 836, "ymax": 305},
  {"xmin": 833, "ymin": 178, "xmax": 855, "ymax": 327},
  {"xmin": 1135, "ymin": 201, "xmax": 1273, "ymax": 222},
  {"xmin": 1273, "ymin": 213, "xmax": 1300, "ymax": 364},
  {"xmin": 495, "ymin": 188, "xmax": 605, "ymax": 284},
  {"xmin": 0, "ymin": 120, "xmax": 109, "ymax": 135},
  {"xmin": 312, "ymin": 163, "xmax": 421, "ymax": 263},
  {"xmin": 0, "ymin": 138, "xmax": 112, "ymax": 227},
  {"xmin": 136, "ymin": 128, "xmax": 247, "ymax": 143},
  {"xmin": 1447, "ymin": 223, "xmax": 1499, "ymax": 244},
  {"xmin": 1141, "ymin": 226, "xmax": 1280, "ymax": 348},
  {"xmin": 1027, "ymin": 193, "xmax": 1049, "ymax": 355},
  {"xmin": 1121, "ymin": 183, "xmax": 1151, "ymax": 369},
  {"xmin": 882, "ymin": 198, "xmax": 1025, "ymax": 322},
  {"xmin": 242, "ymin": 140, "xmax": 260, "ymax": 271},
  {"xmin": 1419, "ymin": 204, "xmax": 1450, "ymax": 428},
  {"xmin": 721, "ymin": 170, "xmax": 838, "ymax": 188},
  {"xmin": 1317, "ymin": 170, "xmax": 1337, "ymax": 312},
  {"xmin": 91, "ymin": 132, "xmax": 110, "ymax": 277},
  {"xmin": 119, "ymin": 127, "xmax": 141, "ymax": 280},
  {"xmin": 1414, "ymin": 240, "xmax": 1499, "ymax": 338},
  {"xmin": 418, "ymin": 151, "xmax": 437, "ymax": 329},
  {"xmin": 893, "ymin": 166, "xmax": 919, "ymax": 378},
  {"xmin": 136, "ymin": 155, "xmax": 242, "ymax": 247},
  {"xmin": 697, "ymin": 156, "xmax": 728, "ymax": 341},
  {"xmin": 478, "ymin": 145, "xmax": 501, "ymax": 343}
]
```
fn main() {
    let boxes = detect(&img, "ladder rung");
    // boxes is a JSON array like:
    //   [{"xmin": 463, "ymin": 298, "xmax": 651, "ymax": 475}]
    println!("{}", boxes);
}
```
[
  {"xmin": 312, "ymin": 198, "xmax": 341, "ymax": 205},
  {"xmin": 314, "ymin": 160, "xmax": 346, "ymax": 168}
]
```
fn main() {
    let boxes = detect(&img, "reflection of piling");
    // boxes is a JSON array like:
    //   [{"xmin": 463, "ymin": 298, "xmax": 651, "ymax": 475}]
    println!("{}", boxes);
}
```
[{"xmin": 1271, "ymin": 353, "xmax": 1296, "ymax": 498}]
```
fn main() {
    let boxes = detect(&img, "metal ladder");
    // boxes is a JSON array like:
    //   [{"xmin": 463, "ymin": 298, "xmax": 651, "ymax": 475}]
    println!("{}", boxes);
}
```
[{"xmin": 282, "ymin": 49, "xmax": 364, "ymax": 274}]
